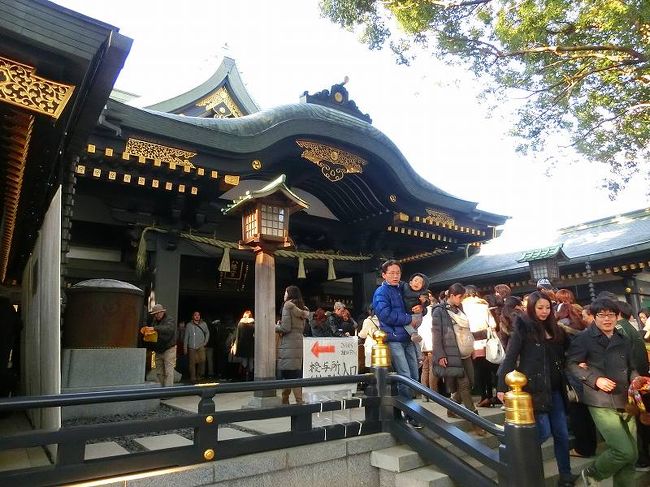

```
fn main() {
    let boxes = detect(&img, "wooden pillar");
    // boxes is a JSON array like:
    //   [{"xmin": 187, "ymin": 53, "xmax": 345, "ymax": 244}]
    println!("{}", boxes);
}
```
[
  {"xmin": 254, "ymin": 249, "xmax": 276, "ymax": 384},
  {"xmin": 353, "ymin": 271, "xmax": 378, "ymax": 317},
  {"xmin": 154, "ymin": 235, "xmax": 181, "ymax": 322}
]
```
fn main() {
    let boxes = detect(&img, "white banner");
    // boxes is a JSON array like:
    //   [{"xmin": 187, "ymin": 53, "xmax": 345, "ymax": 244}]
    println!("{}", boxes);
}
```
[{"xmin": 302, "ymin": 336, "xmax": 359, "ymax": 397}]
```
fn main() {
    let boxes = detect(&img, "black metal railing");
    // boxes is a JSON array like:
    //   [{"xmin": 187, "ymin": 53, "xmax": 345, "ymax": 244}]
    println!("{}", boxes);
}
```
[
  {"xmin": 0, "ymin": 367, "xmax": 545, "ymax": 487},
  {"xmin": 0, "ymin": 374, "xmax": 379, "ymax": 487},
  {"xmin": 378, "ymin": 370, "xmax": 544, "ymax": 487}
]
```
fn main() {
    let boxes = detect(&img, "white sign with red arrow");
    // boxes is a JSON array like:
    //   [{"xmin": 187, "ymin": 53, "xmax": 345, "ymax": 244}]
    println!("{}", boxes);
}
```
[
  {"xmin": 302, "ymin": 336, "xmax": 359, "ymax": 396},
  {"xmin": 310, "ymin": 341, "xmax": 335, "ymax": 358}
]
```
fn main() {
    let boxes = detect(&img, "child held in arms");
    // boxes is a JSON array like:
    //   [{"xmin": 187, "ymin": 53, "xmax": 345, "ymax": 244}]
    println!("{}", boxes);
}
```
[{"xmin": 400, "ymin": 273, "xmax": 431, "ymax": 346}]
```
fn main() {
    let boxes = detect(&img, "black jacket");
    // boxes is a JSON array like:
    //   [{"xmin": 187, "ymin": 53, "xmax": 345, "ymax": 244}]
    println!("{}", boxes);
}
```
[
  {"xmin": 497, "ymin": 316, "xmax": 568, "ymax": 412},
  {"xmin": 566, "ymin": 323, "xmax": 637, "ymax": 409},
  {"xmin": 150, "ymin": 314, "xmax": 177, "ymax": 353}
]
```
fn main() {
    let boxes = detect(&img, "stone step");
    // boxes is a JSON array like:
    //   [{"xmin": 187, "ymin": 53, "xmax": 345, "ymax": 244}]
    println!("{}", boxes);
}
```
[
  {"xmin": 375, "ymin": 436, "xmax": 583, "ymax": 486},
  {"xmin": 384, "ymin": 440, "xmax": 650, "ymax": 487},
  {"xmin": 371, "ymin": 445, "xmax": 427, "ymax": 473},
  {"xmin": 393, "ymin": 465, "xmax": 453, "ymax": 487}
]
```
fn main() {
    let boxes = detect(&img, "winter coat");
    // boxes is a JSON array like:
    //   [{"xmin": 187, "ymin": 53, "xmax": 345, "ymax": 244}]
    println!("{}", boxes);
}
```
[
  {"xmin": 567, "ymin": 323, "xmax": 637, "ymax": 409},
  {"xmin": 372, "ymin": 281, "xmax": 413, "ymax": 342},
  {"xmin": 419, "ymin": 305, "xmax": 434, "ymax": 352},
  {"xmin": 184, "ymin": 320, "xmax": 209, "ymax": 352},
  {"xmin": 311, "ymin": 317, "xmax": 335, "ymax": 337},
  {"xmin": 497, "ymin": 316, "xmax": 568, "ymax": 412},
  {"xmin": 233, "ymin": 318, "xmax": 255, "ymax": 359},
  {"xmin": 399, "ymin": 274, "xmax": 430, "ymax": 315},
  {"xmin": 276, "ymin": 300, "xmax": 309, "ymax": 371},
  {"xmin": 325, "ymin": 314, "xmax": 345, "ymax": 337},
  {"xmin": 431, "ymin": 303, "xmax": 465, "ymax": 377},
  {"xmin": 150, "ymin": 314, "xmax": 177, "ymax": 354},
  {"xmin": 358, "ymin": 316, "xmax": 379, "ymax": 340},
  {"xmin": 340, "ymin": 317, "xmax": 357, "ymax": 336},
  {"xmin": 617, "ymin": 319, "xmax": 649, "ymax": 375},
  {"xmin": 359, "ymin": 315, "xmax": 380, "ymax": 368},
  {"xmin": 462, "ymin": 296, "xmax": 496, "ymax": 353}
]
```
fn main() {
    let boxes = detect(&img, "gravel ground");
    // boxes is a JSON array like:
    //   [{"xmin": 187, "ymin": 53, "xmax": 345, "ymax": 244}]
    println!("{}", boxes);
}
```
[{"xmin": 62, "ymin": 404, "xmax": 261, "ymax": 453}]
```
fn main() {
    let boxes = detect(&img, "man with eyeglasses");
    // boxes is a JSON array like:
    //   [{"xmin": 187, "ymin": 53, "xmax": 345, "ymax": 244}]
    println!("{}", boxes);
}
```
[
  {"xmin": 567, "ymin": 298, "xmax": 639, "ymax": 487},
  {"xmin": 372, "ymin": 259, "xmax": 423, "ymax": 429}
]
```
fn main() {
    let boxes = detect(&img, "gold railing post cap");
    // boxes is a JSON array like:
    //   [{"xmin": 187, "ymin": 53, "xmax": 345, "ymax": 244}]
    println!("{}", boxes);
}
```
[
  {"xmin": 505, "ymin": 370, "xmax": 527, "ymax": 389},
  {"xmin": 504, "ymin": 370, "xmax": 535, "ymax": 425},
  {"xmin": 373, "ymin": 330, "xmax": 387, "ymax": 342},
  {"xmin": 371, "ymin": 329, "xmax": 390, "ymax": 368}
]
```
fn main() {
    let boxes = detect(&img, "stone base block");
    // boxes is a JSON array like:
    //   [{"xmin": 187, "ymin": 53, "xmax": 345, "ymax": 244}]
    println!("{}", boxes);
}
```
[
  {"xmin": 61, "ymin": 383, "xmax": 160, "ymax": 420},
  {"xmin": 62, "ymin": 348, "xmax": 146, "ymax": 388},
  {"xmin": 246, "ymin": 395, "xmax": 283, "ymax": 408}
]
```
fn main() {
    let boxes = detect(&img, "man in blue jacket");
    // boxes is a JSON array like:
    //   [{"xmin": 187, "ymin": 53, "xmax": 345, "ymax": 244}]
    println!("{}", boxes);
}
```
[{"xmin": 372, "ymin": 260, "xmax": 422, "ymax": 428}]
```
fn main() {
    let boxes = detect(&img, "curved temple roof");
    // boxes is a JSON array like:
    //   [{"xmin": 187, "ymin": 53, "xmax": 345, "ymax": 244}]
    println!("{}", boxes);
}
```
[
  {"xmin": 144, "ymin": 57, "xmax": 259, "ymax": 116},
  {"xmin": 105, "ymin": 98, "xmax": 507, "ymax": 227}
]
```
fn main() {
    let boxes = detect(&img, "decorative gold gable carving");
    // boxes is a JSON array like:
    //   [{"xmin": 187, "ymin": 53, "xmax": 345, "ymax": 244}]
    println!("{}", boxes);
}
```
[
  {"xmin": 196, "ymin": 86, "xmax": 243, "ymax": 118},
  {"xmin": 0, "ymin": 56, "xmax": 75, "ymax": 119},
  {"xmin": 296, "ymin": 140, "xmax": 366, "ymax": 182},
  {"xmin": 425, "ymin": 208, "xmax": 455, "ymax": 227},
  {"xmin": 125, "ymin": 138, "xmax": 196, "ymax": 169}
]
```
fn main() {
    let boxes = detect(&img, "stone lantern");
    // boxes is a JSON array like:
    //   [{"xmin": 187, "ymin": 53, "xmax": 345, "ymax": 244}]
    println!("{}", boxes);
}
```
[
  {"xmin": 517, "ymin": 244, "xmax": 568, "ymax": 283},
  {"xmin": 223, "ymin": 175, "xmax": 308, "ymax": 405}
]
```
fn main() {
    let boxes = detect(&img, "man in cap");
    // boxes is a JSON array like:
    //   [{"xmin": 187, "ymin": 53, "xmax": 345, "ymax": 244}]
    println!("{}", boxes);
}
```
[{"xmin": 141, "ymin": 304, "xmax": 177, "ymax": 386}]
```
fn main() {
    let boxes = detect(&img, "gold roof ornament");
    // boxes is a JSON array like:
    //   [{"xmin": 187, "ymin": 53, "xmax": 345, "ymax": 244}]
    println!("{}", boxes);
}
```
[
  {"xmin": 425, "ymin": 208, "xmax": 455, "ymax": 227},
  {"xmin": 124, "ymin": 138, "xmax": 196, "ymax": 169},
  {"xmin": 196, "ymin": 86, "xmax": 243, "ymax": 118},
  {"xmin": 296, "ymin": 140, "xmax": 366, "ymax": 182},
  {"xmin": 0, "ymin": 55, "xmax": 75, "ymax": 119}
]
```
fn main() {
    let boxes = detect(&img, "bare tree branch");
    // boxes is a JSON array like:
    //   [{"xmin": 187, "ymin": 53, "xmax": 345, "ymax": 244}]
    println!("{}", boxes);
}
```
[
  {"xmin": 503, "ymin": 44, "xmax": 646, "ymax": 63},
  {"xmin": 424, "ymin": 0, "xmax": 491, "ymax": 7}
]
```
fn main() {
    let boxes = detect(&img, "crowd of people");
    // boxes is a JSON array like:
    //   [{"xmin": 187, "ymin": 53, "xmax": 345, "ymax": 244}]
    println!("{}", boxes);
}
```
[
  {"xmin": 370, "ymin": 259, "xmax": 650, "ymax": 487},
  {"xmin": 139, "ymin": 261, "xmax": 650, "ymax": 486}
]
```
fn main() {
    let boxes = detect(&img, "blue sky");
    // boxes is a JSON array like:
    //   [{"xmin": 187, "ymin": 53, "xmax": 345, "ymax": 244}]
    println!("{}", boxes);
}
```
[{"xmin": 54, "ymin": 0, "xmax": 648, "ymax": 252}]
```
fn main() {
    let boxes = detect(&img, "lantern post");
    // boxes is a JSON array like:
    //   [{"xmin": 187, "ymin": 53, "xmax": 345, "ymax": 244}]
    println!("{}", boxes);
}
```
[
  {"xmin": 223, "ymin": 175, "xmax": 308, "ymax": 405},
  {"xmin": 517, "ymin": 244, "xmax": 568, "ymax": 285}
]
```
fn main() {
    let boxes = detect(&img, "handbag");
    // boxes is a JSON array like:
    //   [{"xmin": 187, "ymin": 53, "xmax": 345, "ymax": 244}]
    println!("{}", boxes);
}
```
[
  {"xmin": 447, "ymin": 309, "xmax": 474, "ymax": 359},
  {"xmin": 453, "ymin": 324, "xmax": 475, "ymax": 359},
  {"xmin": 143, "ymin": 330, "xmax": 158, "ymax": 343},
  {"xmin": 433, "ymin": 364, "xmax": 465, "ymax": 378},
  {"xmin": 485, "ymin": 328, "xmax": 505, "ymax": 364},
  {"xmin": 566, "ymin": 383, "xmax": 579, "ymax": 403}
]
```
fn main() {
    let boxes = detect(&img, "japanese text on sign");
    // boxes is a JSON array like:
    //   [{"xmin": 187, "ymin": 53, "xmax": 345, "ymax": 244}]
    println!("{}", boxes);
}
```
[{"xmin": 303, "ymin": 336, "xmax": 358, "ymax": 379}]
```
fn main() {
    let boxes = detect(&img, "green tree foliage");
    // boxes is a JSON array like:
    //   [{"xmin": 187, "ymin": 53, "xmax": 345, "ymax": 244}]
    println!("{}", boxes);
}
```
[{"xmin": 321, "ymin": 0, "xmax": 650, "ymax": 193}]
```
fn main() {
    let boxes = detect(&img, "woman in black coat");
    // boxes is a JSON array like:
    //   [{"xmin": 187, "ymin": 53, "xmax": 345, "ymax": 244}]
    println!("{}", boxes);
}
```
[{"xmin": 497, "ymin": 291, "xmax": 573, "ymax": 487}]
